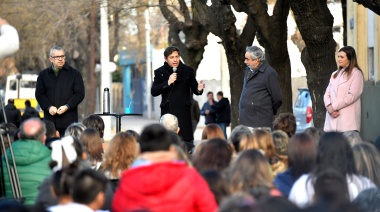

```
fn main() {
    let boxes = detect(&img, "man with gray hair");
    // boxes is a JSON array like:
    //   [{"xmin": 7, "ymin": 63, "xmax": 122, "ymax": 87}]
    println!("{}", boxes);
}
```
[
  {"xmin": 2, "ymin": 118, "xmax": 51, "ymax": 205},
  {"xmin": 36, "ymin": 46, "xmax": 85, "ymax": 136},
  {"xmin": 239, "ymin": 46, "xmax": 282, "ymax": 129},
  {"xmin": 159, "ymin": 113, "xmax": 180, "ymax": 134}
]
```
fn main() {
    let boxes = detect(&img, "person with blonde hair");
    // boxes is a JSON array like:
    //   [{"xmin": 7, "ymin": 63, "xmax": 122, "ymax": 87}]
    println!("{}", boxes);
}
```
[
  {"xmin": 252, "ymin": 129, "xmax": 287, "ymax": 177},
  {"xmin": 101, "ymin": 132, "xmax": 138, "ymax": 189},
  {"xmin": 228, "ymin": 125, "xmax": 256, "ymax": 155},
  {"xmin": 227, "ymin": 149, "xmax": 280, "ymax": 197},
  {"xmin": 352, "ymin": 142, "xmax": 380, "ymax": 187}
]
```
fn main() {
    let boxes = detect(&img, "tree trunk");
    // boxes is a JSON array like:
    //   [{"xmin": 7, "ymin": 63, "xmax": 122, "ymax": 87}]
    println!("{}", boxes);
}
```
[
  {"xmin": 88, "ymin": 0, "xmax": 96, "ymax": 115},
  {"xmin": 159, "ymin": 0, "xmax": 209, "ymax": 72},
  {"xmin": 289, "ymin": 0, "xmax": 337, "ymax": 131}
]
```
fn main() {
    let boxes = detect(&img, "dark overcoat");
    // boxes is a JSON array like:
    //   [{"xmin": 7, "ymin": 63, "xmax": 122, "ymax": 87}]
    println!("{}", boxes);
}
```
[
  {"xmin": 151, "ymin": 62, "xmax": 202, "ymax": 141},
  {"xmin": 239, "ymin": 61, "xmax": 283, "ymax": 129},
  {"xmin": 35, "ymin": 63, "xmax": 85, "ymax": 129}
]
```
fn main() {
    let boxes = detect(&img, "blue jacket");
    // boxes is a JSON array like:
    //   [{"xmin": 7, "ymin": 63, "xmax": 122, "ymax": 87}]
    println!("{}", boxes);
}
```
[
  {"xmin": 200, "ymin": 100, "xmax": 216, "ymax": 124},
  {"xmin": 273, "ymin": 168, "xmax": 296, "ymax": 197}
]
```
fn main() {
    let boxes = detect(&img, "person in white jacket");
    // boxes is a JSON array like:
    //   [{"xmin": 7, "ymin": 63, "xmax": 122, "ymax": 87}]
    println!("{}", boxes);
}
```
[
  {"xmin": 0, "ymin": 18, "xmax": 19, "ymax": 60},
  {"xmin": 288, "ymin": 132, "xmax": 376, "ymax": 208}
]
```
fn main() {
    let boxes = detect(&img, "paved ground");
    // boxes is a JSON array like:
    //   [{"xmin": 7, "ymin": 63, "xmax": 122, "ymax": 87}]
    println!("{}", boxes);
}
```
[{"xmin": 105, "ymin": 116, "xmax": 230, "ymax": 142}]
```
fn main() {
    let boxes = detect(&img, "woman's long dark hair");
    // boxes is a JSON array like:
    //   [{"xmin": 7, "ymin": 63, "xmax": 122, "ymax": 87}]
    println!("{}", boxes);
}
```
[
  {"xmin": 313, "ymin": 132, "xmax": 357, "ymax": 176},
  {"xmin": 333, "ymin": 46, "xmax": 362, "ymax": 79},
  {"xmin": 288, "ymin": 133, "xmax": 317, "ymax": 179}
]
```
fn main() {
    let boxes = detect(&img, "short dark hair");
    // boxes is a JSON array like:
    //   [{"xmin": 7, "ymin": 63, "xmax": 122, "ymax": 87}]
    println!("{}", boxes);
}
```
[
  {"xmin": 207, "ymin": 91, "xmax": 213, "ymax": 96},
  {"xmin": 8, "ymin": 98, "xmax": 14, "ymax": 104},
  {"xmin": 43, "ymin": 120, "xmax": 56, "ymax": 139},
  {"xmin": 164, "ymin": 46, "xmax": 180, "ymax": 58},
  {"xmin": 72, "ymin": 169, "xmax": 107, "ymax": 205},
  {"xmin": 51, "ymin": 162, "xmax": 79, "ymax": 197},
  {"xmin": 82, "ymin": 114, "xmax": 105, "ymax": 138},
  {"xmin": 24, "ymin": 100, "xmax": 31, "ymax": 107},
  {"xmin": 139, "ymin": 124, "xmax": 172, "ymax": 152},
  {"xmin": 217, "ymin": 91, "xmax": 223, "ymax": 97}
]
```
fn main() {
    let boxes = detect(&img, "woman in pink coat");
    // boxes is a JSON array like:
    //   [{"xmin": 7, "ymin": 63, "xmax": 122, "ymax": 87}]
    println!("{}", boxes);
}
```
[{"xmin": 324, "ymin": 46, "xmax": 364, "ymax": 132}]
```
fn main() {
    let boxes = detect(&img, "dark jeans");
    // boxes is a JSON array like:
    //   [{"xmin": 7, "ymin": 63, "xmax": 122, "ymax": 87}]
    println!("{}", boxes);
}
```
[{"xmin": 217, "ymin": 122, "xmax": 228, "ymax": 139}]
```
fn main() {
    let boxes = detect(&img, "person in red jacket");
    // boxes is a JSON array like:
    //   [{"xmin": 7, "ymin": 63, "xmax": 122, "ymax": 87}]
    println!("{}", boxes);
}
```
[{"xmin": 112, "ymin": 124, "xmax": 218, "ymax": 212}]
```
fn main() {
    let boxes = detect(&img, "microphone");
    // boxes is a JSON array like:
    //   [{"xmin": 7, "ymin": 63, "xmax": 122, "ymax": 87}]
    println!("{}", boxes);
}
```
[{"xmin": 173, "ymin": 67, "xmax": 177, "ymax": 73}]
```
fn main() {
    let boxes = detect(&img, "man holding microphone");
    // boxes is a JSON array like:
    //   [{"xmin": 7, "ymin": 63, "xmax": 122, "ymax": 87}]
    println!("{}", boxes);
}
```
[{"xmin": 151, "ymin": 46, "xmax": 205, "ymax": 142}]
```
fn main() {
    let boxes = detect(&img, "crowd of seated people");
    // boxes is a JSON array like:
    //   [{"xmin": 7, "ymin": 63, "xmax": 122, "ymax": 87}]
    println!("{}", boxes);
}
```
[{"xmin": 1, "ymin": 112, "xmax": 380, "ymax": 212}]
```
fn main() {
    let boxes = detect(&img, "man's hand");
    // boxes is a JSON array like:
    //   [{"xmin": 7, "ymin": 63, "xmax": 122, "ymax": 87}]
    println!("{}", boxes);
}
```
[
  {"xmin": 205, "ymin": 110, "xmax": 210, "ymax": 115},
  {"xmin": 49, "ymin": 106, "xmax": 58, "ymax": 116},
  {"xmin": 198, "ymin": 80, "xmax": 205, "ymax": 92},
  {"xmin": 57, "ymin": 105, "xmax": 69, "ymax": 115},
  {"xmin": 168, "ymin": 73, "xmax": 177, "ymax": 85}
]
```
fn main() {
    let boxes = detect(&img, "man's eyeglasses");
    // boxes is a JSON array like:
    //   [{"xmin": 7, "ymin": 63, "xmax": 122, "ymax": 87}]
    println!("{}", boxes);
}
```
[{"xmin": 51, "ymin": 55, "xmax": 65, "ymax": 60}]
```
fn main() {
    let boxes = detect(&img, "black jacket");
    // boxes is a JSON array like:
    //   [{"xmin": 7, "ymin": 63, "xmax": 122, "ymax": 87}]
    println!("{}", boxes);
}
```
[
  {"xmin": 21, "ymin": 106, "xmax": 40, "ymax": 122},
  {"xmin": 0, "ymin": 103, "xmax": 21, "ymax": 127},
  {"xmin": 239, "ymin": 61, "xmax": 282, "ymax": 128},
  {"xmin": 35, "ymin": 63, "xmax": 85, "ymax": 129},
  {"xmin": 151, "ymin": 61, "xmax": 202, "ymax": 141},
  {"xmin": 211, "ymin": 97, "xmax": 231, "ymax": 124}
]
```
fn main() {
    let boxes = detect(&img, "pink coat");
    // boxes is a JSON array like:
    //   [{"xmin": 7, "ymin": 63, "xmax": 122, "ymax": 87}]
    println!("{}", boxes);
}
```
[{"xmin": 323, "ymin": 67, "xmax": 364, "ymax": 132}]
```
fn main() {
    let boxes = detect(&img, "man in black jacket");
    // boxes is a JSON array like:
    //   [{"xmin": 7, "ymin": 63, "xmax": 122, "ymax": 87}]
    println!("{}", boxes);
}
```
[
  {"xmin": 21, "ymin": 99, "xmax": 40, "ymax": 122},
  {"xmin": 0, "ymin": 98, "xmax": 21, "ymax": 127},
  {"xmin": 35, "ymin": 46, "xmax": 85, "ymax": 136},
  {"xmin": 239, "ymin": 46, "xmax": 282, "ymax": 129},
  {"xmin": 211, "ymin": 91, "xmax": 231, "ymax": 139},
  {"xmin": 151, "ymin": 46, "xmax": 205, "ymax": 142}
]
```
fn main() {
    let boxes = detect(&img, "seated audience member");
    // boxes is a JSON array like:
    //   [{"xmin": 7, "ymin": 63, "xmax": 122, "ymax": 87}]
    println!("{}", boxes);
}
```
[
  {"xmin": 43, "ymin": 120, "xmax": 60, "ymax": 149},
  {"xmin": 252, "ymin": 129, "xmax": 287, "ymax": 177},
  {"xmin": 343, "ymin": 131, "xmax": 362, "ymax": 146},
  {"xmin": 312, "ymin": 169, "xmax": 352, "ymax": 212},
  {"xmin": 112, "ymin": 124, "xmax": 217, "ymax": 212},
  {"xmin": 82, "ymin": 114, "xmax": 105, "ymax": 139},
  {"xmin": 125, "ymin": 129, "xmax": 139, "ymax": 140},
  {"xmin": 226, "ymin": 149, "xmax": 280, "ymax": 199},
  {"xmin": 201, "ymin": 170, "xmax": 229, "ymax": 205},
  {"xmin": 271, "ymin": 130, "xmax": 289, "ymax": 159},
  {"xmin": 274, "ymin": 133, "xmax": 317, "ymax": 197},
  {"xmin": 192, "ymin": 138, "xmax": 232, "ymax": 173},
  {"xmin": 201, "ymin": 123, "xmax": 225, "ymax": 140},
  {"xmin": 100, "ymin": 132, "xmax": 138, "ymax": 189},
  {"xmin": 1, "ymin": 118, "xmax": 51, "ymax": 206},
  {"xmin": 289, "ymin": 132, "xmax": 376, "ymax": 208},
  {"xmin": 48, "ymin": 163, "xmax": 79, "ymax": 212},
  {"xmin": 259, "ymin": 196, "xmax": 300, "ymax": 212},
  {"xmin": 160, "ymin": 114, "xmax": 194, "ymax": 152},
  {"xmin": 159, "ymin": 113, "xmax": 180, "ymax": 134},
  {"xmin": 64, "ymin": 122, "xmax": 86, "ymax": 139},
  {"xmin": 352, "ymin": 142, "xmax": 380, "ymax": 187},
  {"xmin": 218, "ymin": 193, "xmax": 259, "ymax": 212},
  {"xmin": 303, "ymin": 127, "xmax": 321, "ymax": 145},
  {"xmin": 353, "ymin": 188, "xmax": 380, "ymax": 212},
  {"xmin": 373, "ymin": 135, "xmax": 380, "ymax": 152},
  {"xmin": 228, "ymin": 125, "xmax": 255, "ymax": 155},
  {"xmin": 273, "ymin": 113, "xmax": 296, "ymax": 138},
  {"xmin": 35, "ymin": 136, "xmax": 114, "ymax": 211},
  {"xmin": 80, "ymin": 128, "xmax": 104, "ymax": 170},
  {"xmin": 51, "ymin": 169, "xmax": 108, "ymax": 211}
]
